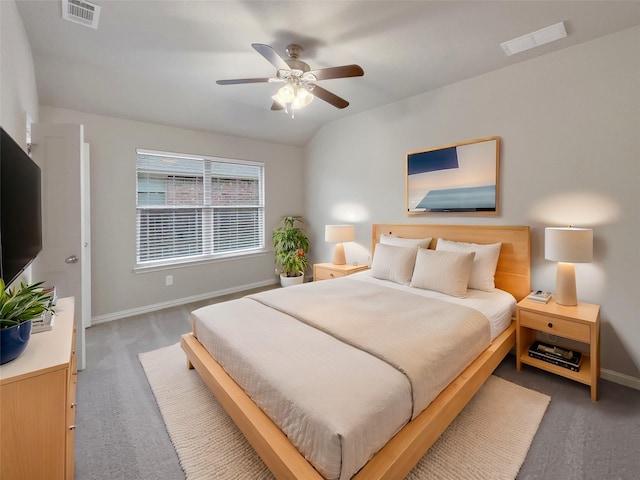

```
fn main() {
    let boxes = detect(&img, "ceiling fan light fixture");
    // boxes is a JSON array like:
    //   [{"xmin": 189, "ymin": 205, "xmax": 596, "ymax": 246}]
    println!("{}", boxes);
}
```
[
  {"xmin": 291, "ymin": 88, "xmax": 314, "ymax": 110},
  {"xmin": 273, "ymin": 83, "xmax": 296, "ymax": 105},
  {"xmin": 272, "ymin": 82, "xmax": 314, "ymax": 118}
]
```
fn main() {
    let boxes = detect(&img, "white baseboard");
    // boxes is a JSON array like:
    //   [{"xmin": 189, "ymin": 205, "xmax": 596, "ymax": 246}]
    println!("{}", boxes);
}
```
[
  {"xmin": 91, "ymin": 278, "xmax": 279, "ymax": 325},
  {"xmin": 601, "ymin": 368, "xmax": 640, "ymax": 391}
]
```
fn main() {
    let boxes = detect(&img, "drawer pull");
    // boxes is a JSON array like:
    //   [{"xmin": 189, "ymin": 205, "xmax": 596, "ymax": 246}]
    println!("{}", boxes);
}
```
[
  {"xmin": 330, "ymin": 273, "xmax": 334, "ymax": 277},
  {"xmin": 548, "ymin": 322, "xmax": 553, "ymax": 328},
  {"xmin": 71, "ymin": 403, "xmax": 76, "ymax": 409},
  {"xmin": 69, "ymin": 425, "xmax": 76, "ymax": 431}
]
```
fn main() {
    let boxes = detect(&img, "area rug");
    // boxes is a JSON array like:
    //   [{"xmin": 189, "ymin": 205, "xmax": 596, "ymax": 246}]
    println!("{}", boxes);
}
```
[{"xmin": 140, "ymin": 343, "xmax": 550, "ymax": 480}]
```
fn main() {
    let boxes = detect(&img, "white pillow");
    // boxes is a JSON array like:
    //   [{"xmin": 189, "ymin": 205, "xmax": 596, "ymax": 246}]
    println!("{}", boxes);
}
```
[
  {"xmin": 436, "ymin": 239, "xmax": 501, "ymax": 291},
  {"xmin": 410, "ymin": 249, "xmax": 475, "ymax": 298},
  {"xmin": 371, "ymin": 243, "xmax": 418, "ymax": 285},
  {"xmin": 380, "ymin": 234, "xmax": 432, "ymax": 249}
]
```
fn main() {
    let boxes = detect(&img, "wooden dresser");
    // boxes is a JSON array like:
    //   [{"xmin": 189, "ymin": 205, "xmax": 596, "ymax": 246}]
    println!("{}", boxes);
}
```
[{"xmin": 0, "ymin": 297, "xmax": 77, "ymax": 479}]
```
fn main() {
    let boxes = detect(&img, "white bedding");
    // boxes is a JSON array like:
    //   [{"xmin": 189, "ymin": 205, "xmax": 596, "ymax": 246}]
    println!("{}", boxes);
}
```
[
  {"xmin": 193, "ymin": 297, "xmax": 412, "ymax": 480},
  {"xmin": 191, "ymin": 276, "xmax": 515, "ymax": 480},
  {"xmin": 348, "ymin": 269, "xmax": 516, "ymax": 341}
]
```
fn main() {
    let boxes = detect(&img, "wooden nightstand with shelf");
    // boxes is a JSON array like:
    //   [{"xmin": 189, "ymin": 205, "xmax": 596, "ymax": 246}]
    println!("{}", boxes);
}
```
[
  {"xmin": 516, "ymin": 297, "xmax": 600, "ymax": 401},
  {"xmin": 313, "ymin": 263, "xmax": 368, "ymax": 281}
]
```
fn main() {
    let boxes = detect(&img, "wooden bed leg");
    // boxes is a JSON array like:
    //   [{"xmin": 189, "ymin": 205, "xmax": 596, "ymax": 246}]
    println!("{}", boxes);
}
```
[{"xmin": 182, "ymin": 332, "xmax": 195, "ymax": 369}]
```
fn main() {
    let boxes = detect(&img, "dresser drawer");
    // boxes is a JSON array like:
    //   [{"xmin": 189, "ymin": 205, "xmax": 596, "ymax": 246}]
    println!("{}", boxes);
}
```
[
  {"xmin": 519, "ymin": 310, "xmax": 590, "ymax": 342},
  {"xmin": 314, "ymin": 268, "xmax": 347, "ymax": 280}
]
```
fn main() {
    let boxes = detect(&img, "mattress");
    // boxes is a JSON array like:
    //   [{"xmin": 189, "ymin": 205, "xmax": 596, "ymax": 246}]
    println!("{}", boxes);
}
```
[{"xmin": 191, "ymin": 277, "xmax": 514, "ymax": 480}]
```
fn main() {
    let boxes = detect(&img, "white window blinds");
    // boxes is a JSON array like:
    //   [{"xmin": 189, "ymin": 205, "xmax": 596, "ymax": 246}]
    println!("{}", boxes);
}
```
[{"xmin": 136, "ymin": 150, "xmax": 264, "ymax": 267}]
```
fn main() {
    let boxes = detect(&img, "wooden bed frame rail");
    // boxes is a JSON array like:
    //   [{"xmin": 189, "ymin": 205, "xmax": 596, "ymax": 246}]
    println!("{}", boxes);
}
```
[
  {"xmin": 353, "ymin": 323, "xmax": 515, "ymax": 479},
  {"xmin": 181, "ymin": 224, "xmax": 530, "ymax": 479},
  {"xmin": 182, "ymin": 333, "xmax": 324, "ymax": 480}
]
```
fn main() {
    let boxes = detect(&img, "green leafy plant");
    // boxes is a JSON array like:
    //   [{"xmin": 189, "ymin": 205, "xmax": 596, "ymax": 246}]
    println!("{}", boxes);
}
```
[
  {"xmin": 0, "ymin": 280, "xmax": 54, "ymax": 329},
  {"xmin": 273, "ymin": 216, "xmax": 310, "ymax": 277}
]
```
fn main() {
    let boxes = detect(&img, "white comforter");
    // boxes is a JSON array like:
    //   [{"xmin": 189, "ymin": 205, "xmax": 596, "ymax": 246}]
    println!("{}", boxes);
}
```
[{"xmin": 192, "ymin": 276, "xmax": 510, "ymax": 480}]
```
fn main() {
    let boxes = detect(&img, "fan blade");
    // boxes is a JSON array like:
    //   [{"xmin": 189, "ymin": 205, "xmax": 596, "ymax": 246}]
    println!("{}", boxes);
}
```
[
  {"xmin": 271, "ymin": 102, "xmax": 284, "ymax": 111},
  {"xmin": 308, "ymin": 64, "xmax": 364, "ymax": 81},
  {"xmin": 311, "ymin": 85, "xmax": 349, "ymax": 109},
  {"xmin": 216, "ymin": 78, "xmax": 271, "ymax": 85},
  {"xmin": 252, "ymin": 43, "xmax": 291, "ymax": 71}
]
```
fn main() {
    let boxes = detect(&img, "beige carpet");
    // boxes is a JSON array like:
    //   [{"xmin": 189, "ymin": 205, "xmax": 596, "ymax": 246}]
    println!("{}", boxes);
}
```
[{"xmin": 140, "ymin": 343, "xmax": 550, "ymax": 480}]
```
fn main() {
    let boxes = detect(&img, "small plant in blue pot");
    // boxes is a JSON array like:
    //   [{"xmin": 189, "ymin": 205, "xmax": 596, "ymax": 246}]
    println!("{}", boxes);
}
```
[{"xmin": 0, "ymin": 280, "xmax": 54, "ymax": 365}]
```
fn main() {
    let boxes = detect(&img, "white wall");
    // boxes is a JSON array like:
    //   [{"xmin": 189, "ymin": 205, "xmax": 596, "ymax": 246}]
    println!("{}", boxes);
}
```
[
  {"xmin": 305, "ymin": 27, "xmax": 640, "ymax": 380},
  {"xmin": 39, "ymin": 106, "xmax": 304, "ymax": 320},
  {"xmin": 0, "ymin": 0, "xmax": 38, "ymax": 155}
]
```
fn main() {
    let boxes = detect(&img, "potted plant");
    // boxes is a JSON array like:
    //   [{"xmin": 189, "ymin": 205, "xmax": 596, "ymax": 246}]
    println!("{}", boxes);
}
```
[
  {"xmin": 0, "ymin": 280, "xmax": 54, "ymax": 364},
  {"xmin": 273, "ymin": 216, "xmax": 310, "ymax": 287}
]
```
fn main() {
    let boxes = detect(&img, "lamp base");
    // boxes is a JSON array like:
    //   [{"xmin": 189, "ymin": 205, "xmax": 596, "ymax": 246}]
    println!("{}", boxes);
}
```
[
  {"xmin": 555, "ymin": 262, "xmax": 578, "ymax": 306},
  {"xmin": 332, "ymin": 243, "xmax": 346, "ymax": 265}
]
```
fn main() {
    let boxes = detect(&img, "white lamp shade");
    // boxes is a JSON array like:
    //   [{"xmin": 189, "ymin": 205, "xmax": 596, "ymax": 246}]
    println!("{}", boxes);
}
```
[
  {"xmin": 545, "ymin": 227, "xmax": 593, "ymax": 306},
  {"xmin": 545, "ymin": 227, "xmax": 593, "ymax": 263},
  {"xmin": 325, "ymin": 225, "xmax": 355, "ymax": 243},
  {"xmin": 291, "ymin": 88, "xmax": 314, "ymax": 109},
  {"xmin": 272, "ymin": 84, "xmax": 296, "ymax": 106}
]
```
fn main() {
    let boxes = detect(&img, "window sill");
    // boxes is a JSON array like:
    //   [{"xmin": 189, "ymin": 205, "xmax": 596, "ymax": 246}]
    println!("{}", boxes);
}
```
[{"xmin": 133, "ymin": 249, "xmax": 270, "ymax": 274}]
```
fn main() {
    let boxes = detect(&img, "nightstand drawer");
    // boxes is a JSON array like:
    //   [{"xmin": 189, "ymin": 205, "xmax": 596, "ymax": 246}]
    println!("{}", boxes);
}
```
[
  {"xmin": 519, "ymin": 310, "xmax": 590, "ymax": 342},
  {"xmin": 314, "ymin": 268, "xmax": 348, "ymax": 280}
]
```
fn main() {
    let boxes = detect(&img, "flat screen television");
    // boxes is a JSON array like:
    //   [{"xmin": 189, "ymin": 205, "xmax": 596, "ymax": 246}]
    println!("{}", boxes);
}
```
[{"xmin": 0, "ymin": 127, "xmax": 43, "ymax": 286}]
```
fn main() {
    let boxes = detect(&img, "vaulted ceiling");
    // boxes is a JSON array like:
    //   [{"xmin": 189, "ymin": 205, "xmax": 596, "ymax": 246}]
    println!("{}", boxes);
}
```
[{"xmin": 16, "ymin": 1, "xmax": 640, "ymax": 146}]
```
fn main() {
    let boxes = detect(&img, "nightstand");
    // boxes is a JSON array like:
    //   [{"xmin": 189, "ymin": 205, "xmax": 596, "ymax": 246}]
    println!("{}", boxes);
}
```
[
  {"xmin": 516, "ymin": 297, "xmax": 600, "ymax": 400},
  {"xmin": 313, "ymin": 263, "xmax": 368, "ymax": 281}
]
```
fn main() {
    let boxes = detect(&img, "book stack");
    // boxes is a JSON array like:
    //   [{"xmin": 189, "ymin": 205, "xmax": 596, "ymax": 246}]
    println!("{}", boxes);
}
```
[
  {"xmin": 32, "ymin": 286, "xmax": 57, "ymax": 334},
  {"xmin": 43, "ymin": 286, "xmax": 58, "ymax": 306},
  {"xmin": 526, "ymin": 290, "xmax": 551, "ymax": 303},
  {"xmin": 528, "ymin": 341, "xmax": 581, "ymax": 372},
  {"xmin": 32, "ymin": 310, "xmax": 54, "ymax": 333}
]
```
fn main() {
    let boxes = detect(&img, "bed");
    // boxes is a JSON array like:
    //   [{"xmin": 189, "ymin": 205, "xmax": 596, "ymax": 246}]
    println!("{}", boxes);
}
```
[{"xmin": 181, "ymin": 224, "xmax": 531, "ymax": 480}]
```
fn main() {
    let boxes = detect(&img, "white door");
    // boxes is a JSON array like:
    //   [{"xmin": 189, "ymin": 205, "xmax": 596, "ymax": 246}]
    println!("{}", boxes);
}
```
[
  {"xmin": 81, "ymin": 143, "xmax": 92, "ymax": 329},
  {"xmin": 31, "ymin": 123, "xmax": 90, "ymax": 370}
]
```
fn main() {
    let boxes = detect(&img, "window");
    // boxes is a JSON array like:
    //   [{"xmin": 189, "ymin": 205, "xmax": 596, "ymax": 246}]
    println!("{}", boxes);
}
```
[{"xmin": 136, "ymin": 149, "xmax": 264, "ymax": 268}]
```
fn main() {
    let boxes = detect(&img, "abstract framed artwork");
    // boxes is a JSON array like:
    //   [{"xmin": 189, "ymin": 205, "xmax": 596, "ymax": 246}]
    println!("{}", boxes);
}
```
[{"xmin": 406, "ymin": 136, "xmax": 500, "ymax": 215}]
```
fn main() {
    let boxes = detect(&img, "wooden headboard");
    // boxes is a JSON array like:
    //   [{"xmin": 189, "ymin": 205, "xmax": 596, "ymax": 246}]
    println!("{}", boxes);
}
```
[{"xmin": 371, "ymin": 224, "xmax": 531, "ymax": 301}]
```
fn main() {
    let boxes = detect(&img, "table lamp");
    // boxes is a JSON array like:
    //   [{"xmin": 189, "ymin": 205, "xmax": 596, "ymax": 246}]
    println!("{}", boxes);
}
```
[
  {"xmin": 325, "ymin": 225, "xmax": 355, "ymax": 265},
  {"xmin": 545, "ymin": 226, "xmax": 593, "ymax": 306}
]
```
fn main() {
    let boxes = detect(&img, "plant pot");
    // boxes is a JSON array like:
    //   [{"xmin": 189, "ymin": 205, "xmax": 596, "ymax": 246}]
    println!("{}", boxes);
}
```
[
  {"xmin": 0, "ymin": 320, "xmax": 33, "ymax": 365},
  {"xmin": 280, "ymin": 272, "xmax": 304, "ymax": 288}
]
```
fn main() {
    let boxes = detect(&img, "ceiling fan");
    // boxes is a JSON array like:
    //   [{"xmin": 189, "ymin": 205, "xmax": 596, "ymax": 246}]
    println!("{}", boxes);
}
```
[{"xmin": 216, "ymin": 43, "xmax": 364, "ymax": 116}]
